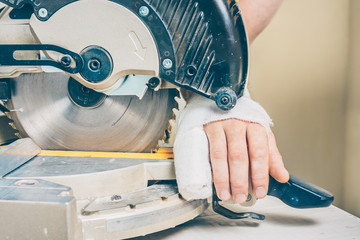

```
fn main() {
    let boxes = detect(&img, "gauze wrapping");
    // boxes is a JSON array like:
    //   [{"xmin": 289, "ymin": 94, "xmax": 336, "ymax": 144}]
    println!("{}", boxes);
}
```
[{"xmin": 174, "ymin": 89, "xmax": 273, "ymax": 200}]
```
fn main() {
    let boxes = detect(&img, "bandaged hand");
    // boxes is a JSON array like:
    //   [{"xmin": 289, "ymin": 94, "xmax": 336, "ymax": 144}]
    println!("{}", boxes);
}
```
[{"xmin": 174, "ymin": 89, "xmax": 289, "ymax": 203}]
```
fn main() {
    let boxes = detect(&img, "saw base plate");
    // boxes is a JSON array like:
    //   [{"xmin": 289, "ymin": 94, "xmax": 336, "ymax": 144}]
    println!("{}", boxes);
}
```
[{"xmin": 1, "ymin": 141, "xmax": 208, "ymax": 239}]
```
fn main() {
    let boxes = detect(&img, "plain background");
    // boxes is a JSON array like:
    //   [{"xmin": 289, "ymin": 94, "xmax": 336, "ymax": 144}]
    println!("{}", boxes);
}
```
[{"xmin": 249, "ymin": 0, "xmax": 360, "ymax": 217}]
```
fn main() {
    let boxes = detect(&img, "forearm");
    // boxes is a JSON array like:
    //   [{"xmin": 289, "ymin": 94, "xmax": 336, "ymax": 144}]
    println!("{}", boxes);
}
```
[{"xmin": 236, "ymin": 0, "xmax": 283, "ymax": 43}]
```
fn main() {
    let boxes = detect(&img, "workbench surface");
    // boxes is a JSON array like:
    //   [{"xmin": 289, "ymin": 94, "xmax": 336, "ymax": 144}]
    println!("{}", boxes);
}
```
[{"xmin": 133, "ymin": 197, "xmax": 360, "ymax": 240}]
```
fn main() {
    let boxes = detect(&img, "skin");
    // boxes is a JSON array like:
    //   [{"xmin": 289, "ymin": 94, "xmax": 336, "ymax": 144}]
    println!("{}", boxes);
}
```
[
  {"xmin": 204, "ymin": 0, "xmax": 289, "ymax": 203},
  {"xmin": 236, "ymin": 0, "xmax": 284, "ymax": 44}
]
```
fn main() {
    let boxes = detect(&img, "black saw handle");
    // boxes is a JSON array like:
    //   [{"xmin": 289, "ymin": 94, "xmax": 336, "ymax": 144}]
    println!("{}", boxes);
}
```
[
  {"xmin": 267, "ymin": 175, "xmax": 334, "ymax": 208},
  {"xmin": 213, "ymin": 174, "xmax": 334, "ymax": 220}
]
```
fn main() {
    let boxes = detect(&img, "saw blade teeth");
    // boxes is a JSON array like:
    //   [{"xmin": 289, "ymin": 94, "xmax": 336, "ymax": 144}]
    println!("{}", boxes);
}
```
[
  {"xmin": 4, "ymin": 112, "xmax": 11, "ymax": 119},
  {"xmin": 2, "ymin": 101, "xmax": 21, "ymax": 139},
  {"xmin": 8, "ymin": 118, "xmax": 21, "ymax": 137},
  {"xmin": 173, "ymin": 92, "xmax": 186, "ymax": 116},
  {"xmin": 8, "ymin": 121, "xmax": 16, "ymax": 129},
  {"xmin": 157, "ymin": 88, "xmax": 180, "ymax": 149},
  {"xmin": 14, "ymin": 132, "xmax": 22, "ymax": 138}
]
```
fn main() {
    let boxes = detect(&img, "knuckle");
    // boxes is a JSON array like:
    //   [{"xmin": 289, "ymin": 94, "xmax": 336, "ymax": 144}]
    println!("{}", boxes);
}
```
[
  {"xmin": 248, "ymin": 123, "xmax": 266, "ymax": 133},
  {"xmin": 230, "ymin": 180, "xmax": 247, "ymax": 190},
  {"xmin": 275, "ymin": 153, "xmax": 284, "ymax": 162},
  {"xmin": 228, "ymin": 150, "xmax": 243, "ymax": 162},
  {"xmin": 252, "ymin": 174, "xmax": 268, "ymax": 184},
  {"xmin": 228, "ymin": 119, "xmax": 240, "ymax": 125},
  {"xmin": 213, "ymin": 177, "xmax": 229, "ymax": 187},
  {"xmin": 250, "ymin": 147, "xmax": 268, "ymax": 160},
  {"xmin": 212, "ymin": 168, "xmax": 224, "ymax": 177},
  {"xmin": 270, "ymin": 152, "xmax": 283, "ymax": 164},
  {"xmin": 211, "ymin": 148, "xmax": 226, "ymax": 160},
  {"xmin": 212, "ymin": 167, "xmax": 228, "ymax": 179}
]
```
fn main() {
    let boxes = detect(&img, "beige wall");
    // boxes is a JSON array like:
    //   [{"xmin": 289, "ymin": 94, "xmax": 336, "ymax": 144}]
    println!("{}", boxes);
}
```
[
  {"xmin": 248, "ymin": 0, "xmax": 350, "ymax": 209},
  {"xmin": 344, "ymin": 0, "xmax": 360, "ymax": 217}
]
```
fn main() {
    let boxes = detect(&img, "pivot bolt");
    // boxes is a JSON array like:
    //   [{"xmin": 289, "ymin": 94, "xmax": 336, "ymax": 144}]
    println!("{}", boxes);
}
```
[
  {"xmin": 80, "ymin": 46, "xmax": 113, "ymax": 83},
  {"xmin": 38, "ymin": 8, "xmax": 48, "ymax": 18},
  {"xmin": 88, "ymin": 58, "xmax": 101, "ymax": 71},
  {"xmin": 220, "ymin": 96, "xmax": 230, "ymax": 105},
  {"xmin": 162, "ymin": 59, "xmax": 173, "ymax": 69},
  {"xmin": 215, "ymin": 87, "xmax": 237, "ymax": 110},
  {"xmin": 60, "ymin": 55, "xmax": 72, "ymax": 67},
  {"xmin": 139, "ymin": 6, "xmax": 149, "ymax": 17}
]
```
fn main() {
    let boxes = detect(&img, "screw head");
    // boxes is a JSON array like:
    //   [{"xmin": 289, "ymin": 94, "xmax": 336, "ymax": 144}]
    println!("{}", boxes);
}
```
[
  {"xmin": 111, "ymin": 195, "xmax": 122, "ymax": 201},
  {"xmin": 139, "ymin": 6, "xmax": 149, "ymax": 17},
  {"xmin": 60, "ymin": 55, "xmax": 72, "ymax": 67},
  {"xmin": 147, "ymin": 77, "xmax": 160, "ymax": 89},
  {"xmin": 186, "ymin": 66, "xmax": 197, "ymax": 77},
  {"xmin": 162, "ymin": 59, "xmax": 173, "ymax": 69},
  {"xmin": 38, "ymin": 8, "xmax": 48, "ymax": 18}
]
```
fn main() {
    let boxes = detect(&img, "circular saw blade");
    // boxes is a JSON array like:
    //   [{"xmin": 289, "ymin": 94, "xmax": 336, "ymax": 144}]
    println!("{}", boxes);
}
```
[{"xmin": 5, "ymin": 73, "xmax": 176, "ymax": 152}]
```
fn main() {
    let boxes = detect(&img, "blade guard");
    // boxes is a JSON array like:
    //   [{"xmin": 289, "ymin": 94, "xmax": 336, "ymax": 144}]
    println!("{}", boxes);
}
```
[
  {"xmin": 145, "ymin": 0, "xmax": 249, "ymax": 110},
  {"xmin": 0, "ymin": 0, "xmax": 248, "ymax": 110}
]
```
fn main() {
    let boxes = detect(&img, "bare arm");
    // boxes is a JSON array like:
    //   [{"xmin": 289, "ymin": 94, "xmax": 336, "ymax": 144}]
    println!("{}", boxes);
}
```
[{"xmin": 237, "ymin": 0, "xmax": 283, "ymax": 43}]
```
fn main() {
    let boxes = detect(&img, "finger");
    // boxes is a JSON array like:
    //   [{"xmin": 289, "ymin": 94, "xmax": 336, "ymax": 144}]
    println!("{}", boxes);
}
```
[
  {"xmin": 223, "ymin": 119, "xmax": 249, "ymax": 203},
  {"xmin": 204, "ymin": 122, "xmax": 231, "ymax": 201},
  {"xmin": 268, "ymin": 131, "xmax": 290, "ymax": 183},
  {"xmin": 247, "ymin": 124, "xmax": 269, "ymax": 199}
]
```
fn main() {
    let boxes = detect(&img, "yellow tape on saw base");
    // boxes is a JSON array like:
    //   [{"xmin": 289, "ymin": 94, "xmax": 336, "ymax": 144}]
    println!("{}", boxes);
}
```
[{"xmin": 38, "ymin": 147, "xmax": 174, "ymax": 159}]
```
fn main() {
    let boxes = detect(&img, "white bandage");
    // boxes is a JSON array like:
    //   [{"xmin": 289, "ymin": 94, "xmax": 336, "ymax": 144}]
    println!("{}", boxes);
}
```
[{"xmin": 174, "ymin": 89, "xmax": 273, "ymax": 200}]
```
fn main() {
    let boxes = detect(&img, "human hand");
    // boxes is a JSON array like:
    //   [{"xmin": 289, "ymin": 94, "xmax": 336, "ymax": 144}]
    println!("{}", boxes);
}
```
[
  {"xmin": 204, "ymin": 118, "xmax": 289, "ymax": 203},
  {"xmin": 173, "ymin": 91, "xmax": 282, "ymax": 202}
]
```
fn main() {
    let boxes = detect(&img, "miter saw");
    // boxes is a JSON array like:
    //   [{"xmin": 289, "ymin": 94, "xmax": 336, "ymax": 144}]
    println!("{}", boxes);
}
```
[{"xmin": 0, "ymin": 0, "xmax": 334, "ymax": 239}]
